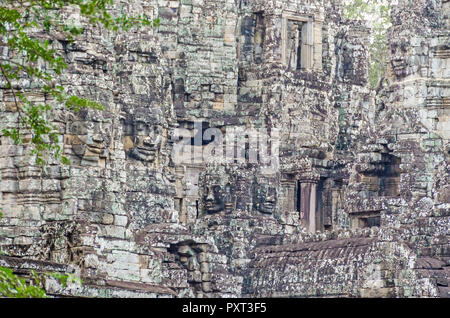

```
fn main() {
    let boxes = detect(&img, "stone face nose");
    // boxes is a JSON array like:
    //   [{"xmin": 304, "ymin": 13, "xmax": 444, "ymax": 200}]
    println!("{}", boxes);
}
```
[
  {"xmin": 206, "ymin": 188, "xmax": 214, "ymax": 201},
  {"xmin": 266, "ymin": 192, "xmax": 275, "ymax": 202}
]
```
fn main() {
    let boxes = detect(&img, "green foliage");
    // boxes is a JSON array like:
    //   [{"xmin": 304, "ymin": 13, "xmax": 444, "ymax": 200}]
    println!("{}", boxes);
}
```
[
  {"xmin": 49, "ymin": 272, "xmax": 83, "ymax": 288},
  {"xmin": 0, "ymin": 0, "xmax": 158, "ymax": 165},
  {"xmin": 0, "ymin": 267, "xmax": 47, "ymax": 298},
  {"xmin": 344, "ymin": 0, "xmax": 391, "ymax": 89},
  {"xmin": 0, "ymin": 263, "xmax": 83, "ymax": 297}
]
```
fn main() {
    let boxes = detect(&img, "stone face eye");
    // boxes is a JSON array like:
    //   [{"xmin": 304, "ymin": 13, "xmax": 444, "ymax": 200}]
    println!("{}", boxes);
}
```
[{"xmin": 213, "ymin": 186, "xmax": 221, "ymax": 193}]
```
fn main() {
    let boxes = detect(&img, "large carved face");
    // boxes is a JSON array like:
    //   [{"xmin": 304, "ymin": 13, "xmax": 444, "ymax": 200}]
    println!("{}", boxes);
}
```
[
  {"xmin": 389, "ymin": 38, "xmax": 410, "ymax": 79},
  {"xmin": 204, "ymin": 184, "xmax": 225, "ymax": 214},
  {"xmin": 200, "ymin": 167, "xmax": 234, "ymax": 214},
  {"xmin": 67, "ymin": 120, "xmax": 107, "ymax": 162},
  {"xmin": 253, "ymin": 181, "xmax": 277, "ymax": 214},
  {"xmin": 122, "ymin": 109, "xmax": 163, "ymax": 163}
]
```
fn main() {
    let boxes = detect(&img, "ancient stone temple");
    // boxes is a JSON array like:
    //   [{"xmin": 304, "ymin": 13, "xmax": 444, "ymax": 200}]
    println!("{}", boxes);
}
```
[{"xmin": 0, "ymin": 0, "xmax": 449, "ymax": 297}]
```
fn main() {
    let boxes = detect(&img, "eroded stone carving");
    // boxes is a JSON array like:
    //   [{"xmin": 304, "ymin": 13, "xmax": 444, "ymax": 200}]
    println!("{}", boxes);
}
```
[
  {"xmin": 389, "ymin": 37, "xmax": 412, "ymax": 79},
  {"xmin": 199, "ymin": 165, "xmax": 235, "ymax": 215},
  {"xmin": 335, "ymin": 26, "xmax": 370, "ymax": 85},
  {"xmin": 253, "ymin": 176, "xmax": 277, "ymax": 214},
  {"xmin": 0, "ymin": 0, "xmax": 449, "ymax": 299},
  {"xmin": 66, "ymin": 121, "xmax": 107, "ymax": 163},
  {"xmin": 121, "ymin": 108, "xmax": 163, "ymax": 163},
  {"xmin": 204, "ymin": 184, "xmax": 226, "ymax": 214}
]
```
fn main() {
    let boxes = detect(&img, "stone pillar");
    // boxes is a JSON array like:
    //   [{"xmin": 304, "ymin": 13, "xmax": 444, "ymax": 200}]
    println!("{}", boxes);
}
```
[
  {"xmin": 280, "ymin": 179, "xmax": 296, "ymax": 212},
  {"xmin": 331, "ymin": 188, "xmax": 343, "ymax": 228},
  {"xmin": 298, "ymin": 174, "xmax": 320, "ymax": 233}
]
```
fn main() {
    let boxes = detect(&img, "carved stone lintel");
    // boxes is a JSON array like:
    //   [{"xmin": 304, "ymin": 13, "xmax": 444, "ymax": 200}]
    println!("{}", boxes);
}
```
[{"xmin": 298, "ymin": 172, "xmax": 320, "ymax": 184}]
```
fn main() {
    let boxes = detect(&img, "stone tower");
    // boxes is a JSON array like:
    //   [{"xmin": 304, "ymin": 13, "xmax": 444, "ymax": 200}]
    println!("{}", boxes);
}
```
[{"xmin": 0, "ymin": 0, "xmax": 448, "ymax": 298}]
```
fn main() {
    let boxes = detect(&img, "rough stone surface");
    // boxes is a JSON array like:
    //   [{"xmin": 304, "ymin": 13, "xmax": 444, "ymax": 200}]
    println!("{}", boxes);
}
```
[{"xmin": 0, "ymin": 0, "xmax": 449, "ymax": 298}]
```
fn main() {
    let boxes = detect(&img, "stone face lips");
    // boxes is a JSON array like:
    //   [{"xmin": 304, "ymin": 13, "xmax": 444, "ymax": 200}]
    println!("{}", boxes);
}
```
[{"xmin": 0, "ymin": 0, "xmax": 449, "ymax": 298}]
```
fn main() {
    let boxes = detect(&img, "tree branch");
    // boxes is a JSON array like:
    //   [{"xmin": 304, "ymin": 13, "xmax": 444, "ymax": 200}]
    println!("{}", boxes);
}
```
[{"xmin": 0, "ymin": 62, "xmax": 23, "ymax": 120}]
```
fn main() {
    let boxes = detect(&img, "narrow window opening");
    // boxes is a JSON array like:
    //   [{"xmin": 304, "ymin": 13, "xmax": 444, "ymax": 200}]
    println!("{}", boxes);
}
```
[
  {"xmin": 350, "ymin": 211, "xmax": 381, "ymax": 229},
  {"xmin": 196, "ymin": 200, "xmax": 199, "ymax": 218},
  {"xmin": 378, "ymin": 154, "xmax": 401, "ymax": 197},
  {"xmin": 296, "ymin": 23, "xmax": 303, "ymax": 69},
  {"xmin": 316, "ymin": 178, "xmax": 325, "ymax": 231},
  {"xmin": 283, "ymin": 15, "xmax": 316, "ymax": 71},
  {"xmin": 175, "ymin": 198, "xmax": 183, "ymax": 212},
  {"xmin": 286, "ymin": 20, "xmax": 306, "ymax": 70},
  {"xmin": 365, "ymin": 216, "xmax": 381, "ymax": 227}
]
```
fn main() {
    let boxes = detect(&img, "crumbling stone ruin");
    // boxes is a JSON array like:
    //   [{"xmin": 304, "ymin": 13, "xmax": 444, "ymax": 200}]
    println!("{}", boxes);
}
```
[{"xmin": 0, "ymin": 0, "xmax": 449, "ymax": 297}]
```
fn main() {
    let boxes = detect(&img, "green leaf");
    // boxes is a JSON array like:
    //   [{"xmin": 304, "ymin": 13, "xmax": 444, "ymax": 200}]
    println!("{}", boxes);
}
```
[{"xmin": 0, "ymin": 267, "xmax": 47, "ymax": 298}]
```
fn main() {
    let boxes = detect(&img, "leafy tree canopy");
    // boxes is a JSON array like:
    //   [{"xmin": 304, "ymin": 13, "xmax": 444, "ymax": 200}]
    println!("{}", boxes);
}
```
[
  {"xmin": 344, "ymin": 0, "xmax": 392, "ymax": 89},
  {"xmin": 0, "ymin": 266, "xmax": 46, "ymax": 298}
]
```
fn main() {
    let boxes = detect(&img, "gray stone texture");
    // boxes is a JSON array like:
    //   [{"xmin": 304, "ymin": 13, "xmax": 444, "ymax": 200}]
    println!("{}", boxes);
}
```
[{"xmin": 0, "ymin": 0, "xmax": 449, "ymax": 297}]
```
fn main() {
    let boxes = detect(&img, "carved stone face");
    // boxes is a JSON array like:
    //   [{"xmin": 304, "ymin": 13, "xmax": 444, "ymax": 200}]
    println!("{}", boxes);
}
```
[
  {"xmin": 204, "ymin": 184, "xmax": 225, "ymax": 214},
  {"xmin": 72, "ymin": 135, "xmax": 104, "ymax": 161},
  {"xmin": 129, "ymin": 119, "xmax": 162, "ymax": 162},
  {"xmin": 68, "ymin": 121, "xmax": 106, "ymax": 162},
  {"xmin": 254, "ymin": 182, "xmax": 277, "ymax": 214},
  {"xmin": 390, "ymin": 39, "xmax": 409, "ymax": 79},
  {"xmin": 122, "ymin": 110, "xmax": 163, "ymax": 163},
  {"xmin": 200, "ymin": 166, "xmax": 235, "ymax": 214}
]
